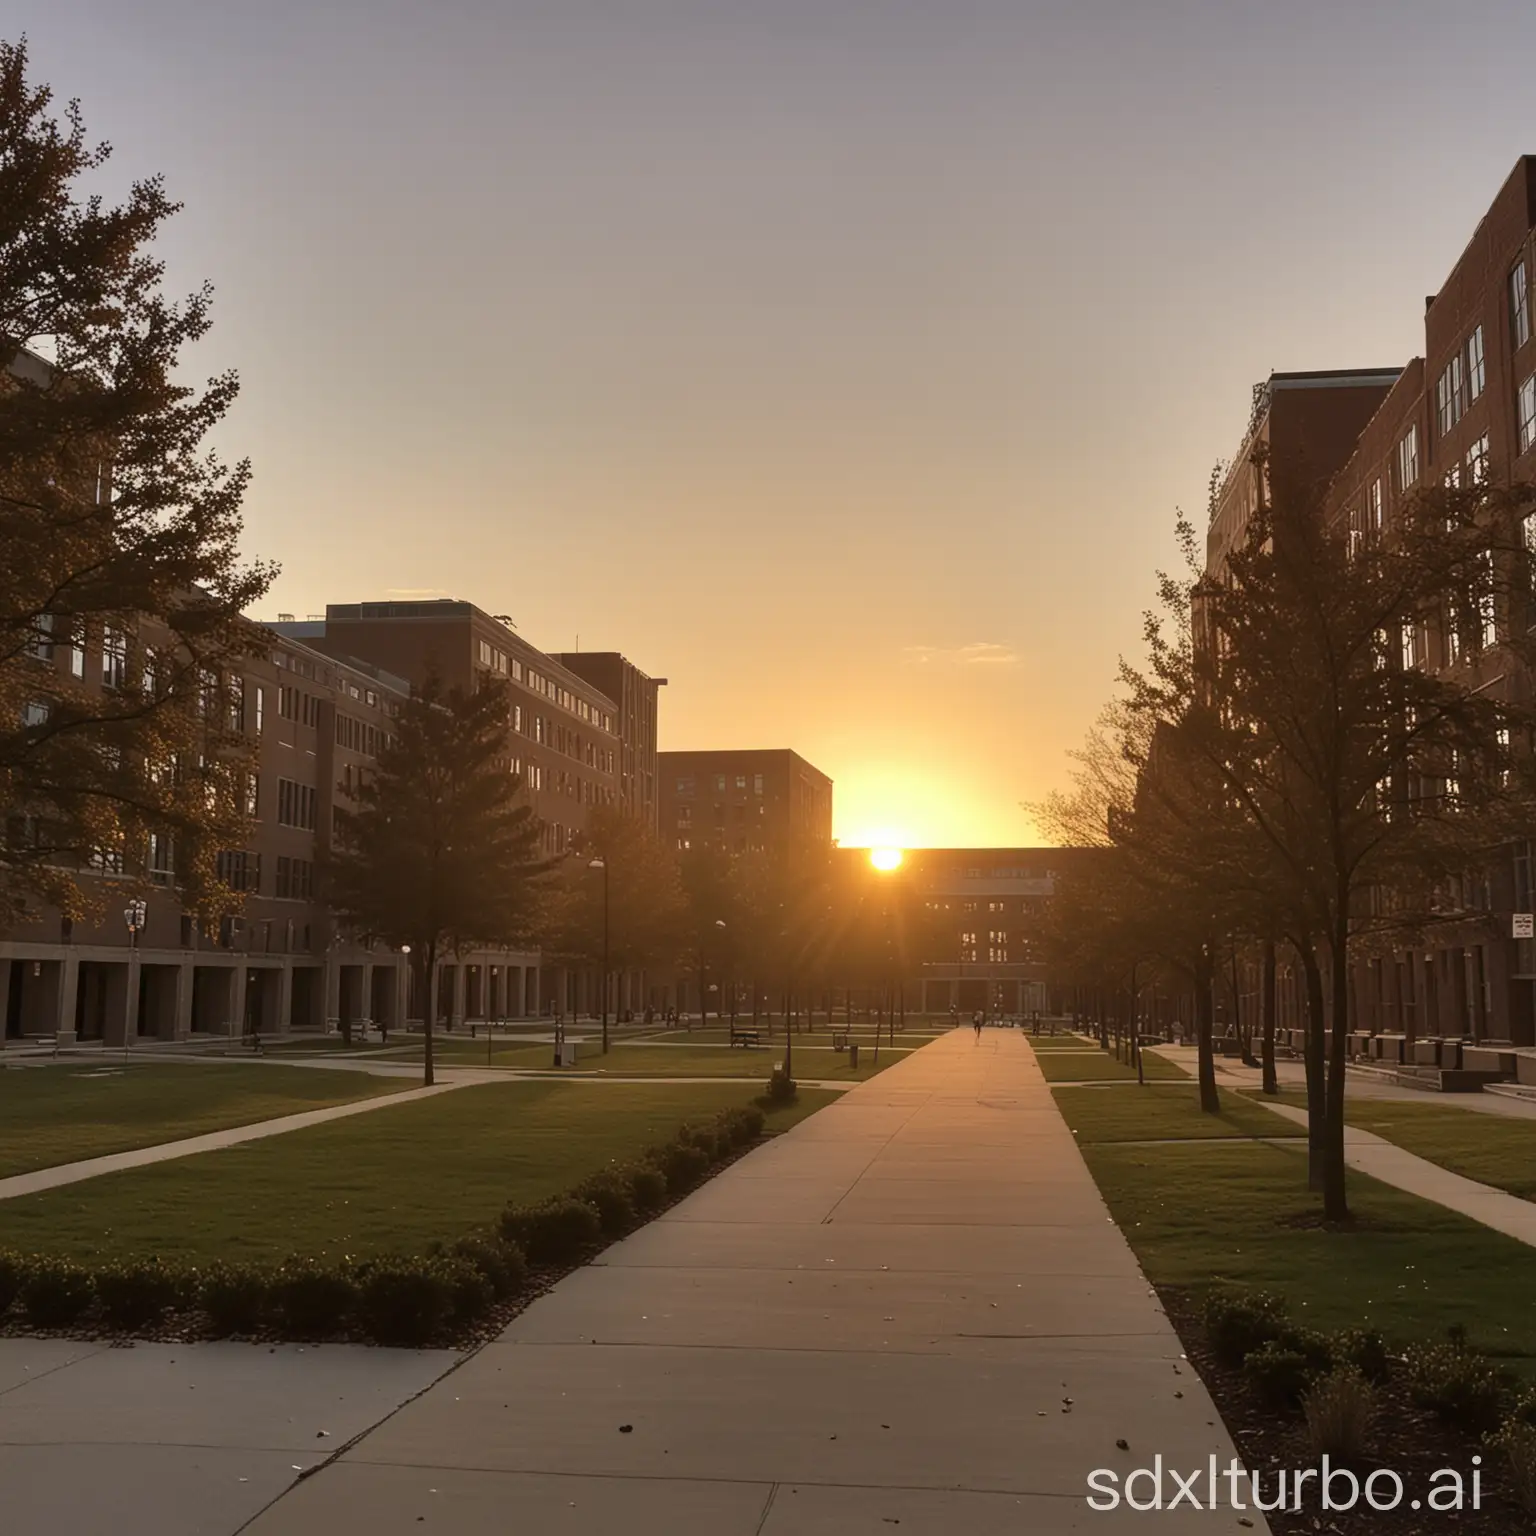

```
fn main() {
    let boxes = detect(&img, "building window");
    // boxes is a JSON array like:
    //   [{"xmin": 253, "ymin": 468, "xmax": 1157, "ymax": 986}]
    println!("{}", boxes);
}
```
[
  {"xmin": 1478, "ymin": 550, "xmax": 1498, "ymax": 649},
  {"xmin": 227, "ymin": 675, "xmax": 245, "ymax": 732},
  {"xmin": 735, "ymin": 775, "xmax": 747, "ymax": 790},
  {"xmin": 1468, "ymin": 325, "xmax": 1486, "ymax": 400},
  {"xmin": 1513, "ymin": 260, "xmax": 1531, "ymax": 351},
  {"xmin": 1368, "ymin": 477, "xmax": 1384, "ymax": 535},
  {"xmin": 1397, "ymin": 426, "xmax": 1419, "ymax": 491},
  {"xmin": 1467, "ymin": 434, "xmax": 1490, "ymax": 484},
  {"xmin": 753, "ymin": 774, "xmax": 764, "ymax": 796},
  {"xmin": 276, "ymin": 778, "xmax": 316, "ymax": 830},
  {"xmin": 1444, "ymin": 600, "xmax": 1462, "ymax": 665},
  {"xmin": 715, "ymin": 774, "xmax": 726, "ymax": 791},
  {"xmin": 68, "ymin": 635, "xmax": 85, "ymax": 678},
  {"xmin": 1519, "ymin": 375, "xmax": 1536, "ymax": 455},
  {"xmin": 1437, "ymin": 353, "xmax": 1466, "ymax": 436},
  {"xmin": 148, "ymin": 832, "xmax": 174, "ymax": 885},
  {"xmin": 959, "ymin": 931, "xmax": 977, "ymax": 962},
  {"xmin": 102, "ymin": 626, "xmax": 127, "ymax": 690}
]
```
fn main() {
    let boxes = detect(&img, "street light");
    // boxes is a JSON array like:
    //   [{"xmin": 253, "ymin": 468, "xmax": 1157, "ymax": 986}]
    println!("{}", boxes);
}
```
[
  {"xmin": 589, "ymin": 856, "xmax": 610, "ymax": 1054},
  {"xmin": 122, "ymin": 899, "xmax": 146, "ymax": 1060},
  {"xmin": 714, "ymin": 919, "xmax": 728, "ymax": 1032}
]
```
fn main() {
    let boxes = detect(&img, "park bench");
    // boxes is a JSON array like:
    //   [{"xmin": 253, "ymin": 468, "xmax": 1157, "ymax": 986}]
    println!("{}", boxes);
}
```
[{"xmin": 729, "ymin": 1026, "xmax": 762, "ymax": 1048}]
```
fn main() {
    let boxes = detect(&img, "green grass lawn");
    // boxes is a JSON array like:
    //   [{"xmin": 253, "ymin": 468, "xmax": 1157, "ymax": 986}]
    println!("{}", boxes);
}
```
[
  {"xmin": 0, "ymin": 1080, "xmax": 836, "ymax": 1265},
  {"xmin": 1054, "ymin": 1083, "xmax": 1304, "ymax": 1143},
  {"xmin": 1025, "ymin": 1034, "xmax": 1101, "ymax": 1051},
  {"xmin": 1256, "ymin": 1092, "xmax": 1536, "ymax": 1202},
  {"xmin": 1033, "ymin": 1047, "xmax": 1188, "ymax": 1082},
  {"xmin": 1068, "ymin": 1083, "xmax": 1536, "ymax": 1363},
  {"xmin": 395, "ymin": 1037, "xmax": 913, "ymax": 1080},
  {"xmin": 0, "ymin": 1062, "xmax": 406, "ymax": 1179}
]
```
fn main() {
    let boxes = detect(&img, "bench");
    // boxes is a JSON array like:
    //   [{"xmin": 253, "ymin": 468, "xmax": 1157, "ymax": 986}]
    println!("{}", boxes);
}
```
[{"xmin": 729, "ymin": 1028, "xmax": 762, "ymax": 1048}]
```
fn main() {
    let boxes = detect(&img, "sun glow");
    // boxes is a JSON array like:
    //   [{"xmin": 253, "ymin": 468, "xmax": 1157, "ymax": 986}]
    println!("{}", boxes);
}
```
[{"xmin": 869, "ymin": 846, "xmax": 904, "ymax": 872}]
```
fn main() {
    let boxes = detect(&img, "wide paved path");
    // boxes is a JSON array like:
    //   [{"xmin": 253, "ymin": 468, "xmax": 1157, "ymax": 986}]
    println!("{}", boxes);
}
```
[{"xmin": 248, "ymin": 1029, "xmax": 1261, "ymax": 1535}]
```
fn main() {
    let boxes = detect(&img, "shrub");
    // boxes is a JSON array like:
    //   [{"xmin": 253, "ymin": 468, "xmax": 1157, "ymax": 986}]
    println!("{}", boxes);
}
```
[
  {"xmin": 1491, "ymin": 1420, "xmax": 1536, "ymax": 1515},
  {"xmin": 1202, "ymin": 1288, "xmax": 1290, "ymax": 1367},
  {"xmin": 19, "ymin": 1259, "xmax": 95, "ymax": 1328},
  {"xmin": 764, "ymin": 1067, "xmax": 797, "ymax": 1105},
  {"xmin": 653, "ymin": 1141, "xmax": 710, "ymax": 1195},
  {"xmin": 199, "ymin": 1263, "xmax": 269, "ymax": 1336},
  {"xmin": 500, "ymin": 1199, "xmax": 602, "ymax": 1266},
  {"xmin": 95, "ymin": 1260, "xmax": 184, "ymax": 1331},
  {"xmin": 0, "ymin": 1250, "xmax": 23, "ymax": 1317},
  {"xmin": 269, "ymin": 1261, "xmax": 357, "ymax": 1338},
  {"xmin": 451, "ymin": 1235, "xmax": 527, "ymax": 1301},
  {"xmin": 1303, "ymin": 1368, "xmax": 1376, "ymax": 1461},
  {"xmin": 1330, "ymin": 1328, "xmax": 1391, "ymax": 1384},
  {"xmin": 1244, "ymin": 1332, "xmax": 1331, "ymax": 1409},
  {"xmin": 574, "ymin": 1172, "xmax": 638, "ymax": 1238},
  {"xmin": 442, "ymin": 1256, "xmax": 495, "ymax": 1327},
  {"xmin": 1404, "ymin": 1342, "xmax": 1512, "ymax": 1436},
  {"xmin": 626, "ymin": 1164, "xmax": 668, "ymax": 1214},
  {"xmin": 356, "ymin": 1258, "xmax": 455, "ymax": 1346},
  {"xmin": 720, "ymin": 1105, "xmax": 765, "ymax": 1148},
  {"xmin": 679, "ymin": 1122, "xmax": 724, "ymax": 1161}
]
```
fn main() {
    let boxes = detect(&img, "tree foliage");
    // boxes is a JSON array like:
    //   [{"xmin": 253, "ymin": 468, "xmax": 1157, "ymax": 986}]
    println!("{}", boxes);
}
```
[
  {"xmin": 326, "ymin": 674, "xmax": 551, "ymax": 1083},
  {"xmin": 0, "ymin": 39, "xmax": 273, "ymax": 925}
]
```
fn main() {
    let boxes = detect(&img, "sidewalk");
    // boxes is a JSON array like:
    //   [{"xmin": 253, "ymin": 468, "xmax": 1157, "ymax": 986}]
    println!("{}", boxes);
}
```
[{"xmin": 244, "ymin": 1029, "xmax": 1263, "ymax": 1535}]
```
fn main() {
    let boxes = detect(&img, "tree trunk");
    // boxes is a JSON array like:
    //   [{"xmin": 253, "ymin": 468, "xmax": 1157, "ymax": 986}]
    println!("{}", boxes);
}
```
[
  {"xmin": 1195, "ymin": 951, "xmax": 1219, "ymax": 1112},
  {"xmin": 1131, "ymin": 962, "xmax": 1144, "ymax": 1085},
  {"xmin": 1323, "ymin": 911, "xmax": 1351, "ymax": 1221},
  {"xmin": 1299, "ymin": 940, "xmax": 1327, "ymax": 1191},
  {"xmin": 1261, "ymin": 939, "xmax": 1279, "ymax": 1096}
]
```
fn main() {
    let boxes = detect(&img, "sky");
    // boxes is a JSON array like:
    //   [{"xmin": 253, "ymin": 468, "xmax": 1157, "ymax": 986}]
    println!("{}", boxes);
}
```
[{"xmin": 17, "ymin": 1, "xmax": 1536, "ymax": 848}]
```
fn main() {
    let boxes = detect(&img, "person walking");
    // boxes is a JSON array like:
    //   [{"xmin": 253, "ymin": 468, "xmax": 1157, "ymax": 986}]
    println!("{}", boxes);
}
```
[{"xmin": 973, "ymin": 1010, "xmax": 983, "ymax": 1040}]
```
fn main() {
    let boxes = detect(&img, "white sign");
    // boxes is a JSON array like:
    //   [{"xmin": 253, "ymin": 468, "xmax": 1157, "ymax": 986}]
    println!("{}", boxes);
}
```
[{"xmin": 1514, "ymin": 913, "xmax": 1534, "ymax": 940}]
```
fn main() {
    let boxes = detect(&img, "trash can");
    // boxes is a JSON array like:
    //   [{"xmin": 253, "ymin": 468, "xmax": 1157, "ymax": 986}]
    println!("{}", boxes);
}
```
[
  {"xmin": 554, "ymin": 1041, "xmax": 577, "ymax": 1068},
  {"xmin": 849, "ymin": 1043, "xmax": 859, "ymax": 1069}
]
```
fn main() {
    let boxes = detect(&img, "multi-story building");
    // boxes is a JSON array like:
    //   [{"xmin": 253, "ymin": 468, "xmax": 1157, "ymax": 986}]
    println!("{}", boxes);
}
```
[
  {"xmin": 1207, "ymin": 369, "xmax": 1402, "ymax": 572},
  {"xmin": 1, "ymin": 622, "xmax": 553, "ymax": 1046},
  {"xmin": 280, "ymin": 600, "xmax": 625, "ymax": 858},
  {"xmin": 549, "ymin": 651, "xmax": 665, "ymax": 834},
  {"xmin": 659, "ymin": 749, "xmax": 832, "ymax": 856},
  {"xmin": 840, "ymin": 846, "xmax": 1100, "ymax": 1018},
  {"xmin": 1210, "ymin": 155, "xmax": 1536, "ymax": 1046}
]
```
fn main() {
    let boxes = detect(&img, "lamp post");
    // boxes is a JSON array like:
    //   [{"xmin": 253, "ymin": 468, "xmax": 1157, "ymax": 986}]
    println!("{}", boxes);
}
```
[
  {"xmin": 123, "ymin": 898, "xmax": 146, "ymax": 1060},
  {"xmin": 588, "ymin": 856, "xmax": 610, "ymax": 1054},
  {"xmin": 714, "ymin": 919, "xmax": 728, "ymax": 1034}
]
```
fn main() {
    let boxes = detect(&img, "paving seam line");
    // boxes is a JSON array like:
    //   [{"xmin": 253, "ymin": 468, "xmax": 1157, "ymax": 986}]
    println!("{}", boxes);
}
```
[{"xmin": 0, "ymin": 1344, "xmax": 106, "ymax": 1402}]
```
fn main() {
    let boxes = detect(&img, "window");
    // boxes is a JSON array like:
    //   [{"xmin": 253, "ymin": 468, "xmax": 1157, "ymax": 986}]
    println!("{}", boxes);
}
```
[
  {"xmin": 278, "ymin": 684, "xmax": 299, "ymax": 719},
  {"xmin": 1437, "ymin": 353, "xmax": 1465, "ymax": 435},
  {"xmin": 68, "ymin": 635, "xmax": 84, "ymax": 678},
  {"xmin": 1468, "ymin": 325, "xmax": 1486, "ymax": 400},
  {"xmin": 102, "ymin": 626, "xmax": 127, "ymax": 689},
  {"xmin": 275, "ymin": 856, "xmax": 313, "ymax": 900},
  {"xmin": 1347, "ymin": 503, "xmax": 1364, "ymax": 560},
  {"xmin": 715, "ymin": 774, "xmax": 726, "ymax": 791},
  {"xmin": 148, "ymin": 832, "xmax": 174, "ymax": 885},
  {"xmin": 1444, "ymin": 602, "xmax": 1462, "ymax": 666},
  {"xmin": 276, "ymin": 778, "xmax": 316, "ymax": 830},
  {"xmin": 676, "ymin": 775, "xmax": 695, "ymax": 797},
  {"xmin": 1397, "ymin": 425, "xmax": 1419, "ymax": 490},
  {"xmin": 478, "ymin": 640, "xmax": 493, "ymax": 667},
  {"xmin": 1513, "ymin": 260, "xmax": 1531, "ymax": 351},
  {"xmin": 959, "ymin": 931, "xmax": 978, "ymax": 962},
  {"xmin": 245, "ymin": 774, "xmax": 259, "ymax": 818},
  {"xmin": 227, "ymin": 675, "xmax": 245, "ymax": 732},
  {"xmin": 1368, "ymin": 477, "xmax": 1384, "ymax": 536},
  {"xmin": 1467, "ymin": 434, "xmax": 1490, "ymax": 485},
  {"xmin": 254, "ymin": 685, "xmax": 265, "ymax": 734},
  {"xmin": 1401, "ymin": 622, "xmax": 1420, "ymax": 670},
  {"xmin": 29, "ymin": 614, "xmax": 54, "ymax": 662},
  {"xmin": 753, "ymin": 773, "xmax": 764, "ymax": 796},
  {"xmin": 735, "ymin": 775, "xmax": 747, "ymax": 790},
  {"xmin": 22, "ymin": 700, "xmax": 48, "ymax": 728},
  {"xmin": 1478, "ymin": 550, "xmax": 1498, "ymax": 649},
  {"xmin": 1519, "ymin": 375, "xmax": 1536, "ymax": 455}
]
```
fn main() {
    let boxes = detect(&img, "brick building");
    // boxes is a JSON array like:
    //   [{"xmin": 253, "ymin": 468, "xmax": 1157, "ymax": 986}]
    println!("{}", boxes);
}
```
[
  {"xmin": 659, "ymin": 749, "xmax": 832, "ymax": 856},
  {"xmin": 1210, "ymin": 155, "xmax": 1536, "ymax": 1046},
  {"xmin": 550, "ymin": 651, "xmax": 665, "ymax": 834}
]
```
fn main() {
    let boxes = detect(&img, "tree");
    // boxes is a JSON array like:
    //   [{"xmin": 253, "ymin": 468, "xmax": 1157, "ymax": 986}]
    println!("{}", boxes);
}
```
[
  {"xmin": 326, "ymin": 674, "xmax": 551, "ymax": 1085},
  {"xmin": 1134, "ymin": 475, "xmax": 1536, "ymax": 1217},
  {"xmin": 543, "ymin": 804, "xmax": 686, "ymax": 1047},
  {"xmin": 0, "ymin": 40, "xmax": 273, "ymax": 925}
]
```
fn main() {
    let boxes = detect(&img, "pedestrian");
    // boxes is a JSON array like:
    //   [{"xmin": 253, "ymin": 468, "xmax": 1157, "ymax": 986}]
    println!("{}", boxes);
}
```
[{"xmin": 973, "ymin": 1011, "xmax": 982, "ymax": 1040}]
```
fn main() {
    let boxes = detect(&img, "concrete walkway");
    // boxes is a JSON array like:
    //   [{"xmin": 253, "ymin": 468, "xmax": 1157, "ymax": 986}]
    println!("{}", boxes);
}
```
[{"xmin": 245, "ymin": 1029, "xmax": 1263, "ymax": 1535}]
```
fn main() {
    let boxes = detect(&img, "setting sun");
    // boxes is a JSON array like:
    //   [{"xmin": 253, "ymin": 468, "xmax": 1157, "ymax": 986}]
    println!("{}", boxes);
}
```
[{"xmin": 869, "ymin": 847, "xmax": 904, "ymax": 872}]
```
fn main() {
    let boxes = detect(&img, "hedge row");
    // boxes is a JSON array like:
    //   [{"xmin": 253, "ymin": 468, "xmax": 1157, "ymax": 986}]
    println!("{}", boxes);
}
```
[{"xmin": 0, "ymin": 1101, "xmax": 769, "ymax": 1347}]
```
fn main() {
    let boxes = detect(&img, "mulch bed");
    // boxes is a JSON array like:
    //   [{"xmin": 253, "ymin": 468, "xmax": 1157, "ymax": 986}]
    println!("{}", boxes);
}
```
[{"xmin": 1161, "ymin": 1288, "xmax": 1530, "ymax": 1534}]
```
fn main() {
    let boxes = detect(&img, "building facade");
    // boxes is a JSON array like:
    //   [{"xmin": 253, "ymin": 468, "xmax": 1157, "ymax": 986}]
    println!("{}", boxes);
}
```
[
  {"xmin": 2, "ymin": 624, "xmax": 548, "ymax": 1047},
  {"xmin": 659, "ymin": 749, "xmax": 833, "ymax": 856},
  {"xmin": 1210, "ymin": 155, "xmax": 1536, "ymax": 1046},
  {"xmin": 550, "ymin": 651, "xmax": 665, "ymax": 834}
]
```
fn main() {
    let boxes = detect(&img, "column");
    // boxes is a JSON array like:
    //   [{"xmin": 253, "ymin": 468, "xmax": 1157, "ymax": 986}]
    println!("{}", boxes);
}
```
[
  {"xmin": 56, "ymin": 954, "xmax": 80, "ymax": 1045},
  {"xmin": 0, "ymin": 958, "xmax": 9, "ymax": 1049},
  {"xmin": 123, "ymin": 951, "xmax": 142, "ymax": 1045},
  {"xmin": 277, "ymin": 961, "xmax": 295, "ymax": 1033},
  {"xmin": 174, "ymin": 960, "xmax": 194, "ymax": 1040},
  {"xmin": 229, "ymin": 965, "xmax": 248, "ymax": 1037},
  {"xmin": 360, "ymin": 962, "xmax": 375, "ymax": 1028},
  {"xmin": 451, "ymin": 963, "xmax": 466, "ymax": 1027},
  {"xmin": 324, "ymin": 955, "xmax": 341, "ymax": 1031}
]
